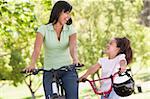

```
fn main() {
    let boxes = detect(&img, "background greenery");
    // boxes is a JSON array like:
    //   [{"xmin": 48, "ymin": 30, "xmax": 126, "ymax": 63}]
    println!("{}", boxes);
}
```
[{"xmin": 0, "ymin": 0, "xmax": 150, "ymax": 98}]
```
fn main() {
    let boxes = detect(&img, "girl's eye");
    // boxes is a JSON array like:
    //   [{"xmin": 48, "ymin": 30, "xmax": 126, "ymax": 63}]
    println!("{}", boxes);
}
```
[{"xmin": 109, "ymin": 42, "xmax": 112, "ymax": 45}]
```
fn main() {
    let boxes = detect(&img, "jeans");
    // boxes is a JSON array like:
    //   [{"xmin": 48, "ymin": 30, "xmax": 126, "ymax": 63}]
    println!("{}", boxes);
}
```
[
  {"xmin": 43, "ymin": 67, "xmax": 78, "ymax": 99},
  {"xmin": 101, "ymin": 88, "xmax": 121, "ymax": 99}
]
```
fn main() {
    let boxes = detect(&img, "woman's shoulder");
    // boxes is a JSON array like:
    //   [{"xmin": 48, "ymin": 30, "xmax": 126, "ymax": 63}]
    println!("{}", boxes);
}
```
[{"xmin": 64, "ymin": 24, "xmax": 73, "ymax": 30}]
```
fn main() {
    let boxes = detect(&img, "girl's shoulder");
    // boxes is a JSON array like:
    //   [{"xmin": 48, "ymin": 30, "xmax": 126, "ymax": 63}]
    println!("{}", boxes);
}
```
[
  {"xmin": 98, "ymin": 57, "xmax": 109, "ymax": 62},
  {"xmin": 117, "ymin": 54, "xmax": 126, "ymax": 60}
]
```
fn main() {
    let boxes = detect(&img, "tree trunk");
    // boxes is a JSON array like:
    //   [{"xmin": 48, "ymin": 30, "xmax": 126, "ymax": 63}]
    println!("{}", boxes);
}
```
[
  {"xmin": 31, "ymin": 92, "xmax": 36, "ymax": 99},
  {"xmin": 139, "ymin": 0, "xmax": 150, "ymax": 27}
]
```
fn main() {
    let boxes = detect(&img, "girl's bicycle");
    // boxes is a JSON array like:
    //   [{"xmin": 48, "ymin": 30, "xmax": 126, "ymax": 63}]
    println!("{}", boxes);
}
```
[
  {"xmin": 79, "ymin": 69, "xmax": 134, "ymax": 98},
  {"xmin": 21, "ymin": 64, "xmax": 83, "ymax": 99}
]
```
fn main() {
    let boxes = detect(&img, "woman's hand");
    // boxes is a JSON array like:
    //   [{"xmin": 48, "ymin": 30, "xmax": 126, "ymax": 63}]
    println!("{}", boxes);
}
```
[
  {"xmin": 73, "ymin": 59, "xmax": 84, "ymax": 67},
  {"xmin": 73, "ymin": 59, "xmax": 80, "ymax": 65},
  {"xmin": 24, "ymin": 65, "xmax": 36, "ymax": 73},
  {"xmin": 73, "ymin": 59, "xmax": 78, "ymax": 64}
]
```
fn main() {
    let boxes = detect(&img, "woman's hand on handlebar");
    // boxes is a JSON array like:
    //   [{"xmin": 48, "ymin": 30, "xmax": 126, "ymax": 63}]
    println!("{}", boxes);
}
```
[
  {"xmin": 24, "ymin": 65, "xmax": 36, "ymax": 73},
  {"xmin": 73, "ymin": 60, "xmax": 84, "ymax": 67}
]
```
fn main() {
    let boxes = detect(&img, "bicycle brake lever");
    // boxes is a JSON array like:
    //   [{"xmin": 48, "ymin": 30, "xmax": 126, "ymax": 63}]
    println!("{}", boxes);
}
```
[
  {"xmin": 75, "ymin": 63, "xmax": 84, "ymax": 67},
  {"xmin": 20, "ymin": 70, "xmax": 26, "ymax": 73},
  {"xmin": 82, "ymin": 78, "xmax": 88, "ymax": 82},
  {"xmin": 77, "ymin": 78, "xmax": 87, "ymax": 83},
  {"xmin": 32, "ymin": 69, "xmax": 39, "ymax": 75}
]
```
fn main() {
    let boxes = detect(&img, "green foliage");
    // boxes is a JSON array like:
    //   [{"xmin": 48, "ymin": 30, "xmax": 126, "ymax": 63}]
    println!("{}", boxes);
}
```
[
  {"xmin": 0, "ymin": 0, "xmax": 51, "ymax": 87},
  {"xmin": 0, "ymin": 0, "xmax": 149, "ymax": 87},
  {"xmin": 0, "ymin": 0, "xmax": 38, "ymax": 85},
  {"xmin": 72, "ymin": 0, "xmax": 150, "ymax": 69}
]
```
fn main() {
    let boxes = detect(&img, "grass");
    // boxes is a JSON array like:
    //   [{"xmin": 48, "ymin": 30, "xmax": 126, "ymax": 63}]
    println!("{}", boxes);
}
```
[{"xmin": 0, "ymin": 83, "xmax": 44, "ymax": 99}]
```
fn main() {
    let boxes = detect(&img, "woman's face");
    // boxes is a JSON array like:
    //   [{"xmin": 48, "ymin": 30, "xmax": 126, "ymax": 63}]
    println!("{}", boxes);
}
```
[
  {"xmin": 105, "ymin": 39, "xmax": 120, "ymax": 55},
  {"xmin": 58, "ymin": 10, "xmax": 71, "ymax": 25}
]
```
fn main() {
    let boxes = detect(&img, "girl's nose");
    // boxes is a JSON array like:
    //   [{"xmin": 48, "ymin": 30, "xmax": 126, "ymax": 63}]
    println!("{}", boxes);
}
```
[{"xmin": 106, "ymin": 44, "xmax": 109, "ymax": 47}]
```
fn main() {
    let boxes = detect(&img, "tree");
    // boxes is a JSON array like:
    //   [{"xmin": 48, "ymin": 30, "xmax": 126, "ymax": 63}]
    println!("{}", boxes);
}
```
[
  {"xmin": 0, "ymin": 0, "xmax": 150, "ymax": 98},
  {"xmin": 0, "ymin": 0, "xmax": 37, "ymax": 85},
  {"xmin": 72, "ymin": 0, "xmax": 150, "ymax": 71},
  {"xmin": 0, "ymin": 0, "xmax": 51, "ymax": 98},
  {"xmin": 139, "ymin": 0, "xmax": 150, "ymax": 27}
]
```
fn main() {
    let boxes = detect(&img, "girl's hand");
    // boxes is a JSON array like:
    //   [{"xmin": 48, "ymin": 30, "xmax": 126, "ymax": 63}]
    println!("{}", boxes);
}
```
[
  {"xmin": 78, "ymin": 75, "xmax": 88, "ymax": 82},
  {"xmin": 119, "ymin": 66, "xmax": 126, "ymax": 73},
  {"xmin": 119, "ymin": 60, "xmax": 127, "ymax": 73}
]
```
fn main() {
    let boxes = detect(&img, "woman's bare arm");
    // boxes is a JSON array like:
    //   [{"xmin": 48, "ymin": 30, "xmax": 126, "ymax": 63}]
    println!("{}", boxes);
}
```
[
  {"xmin": 69, "ymin": 33, "xmax": 78, "ymax": 64},
  {"xmin": 25, "ymin": 33, "xmax": 43, "ymax": 72}
]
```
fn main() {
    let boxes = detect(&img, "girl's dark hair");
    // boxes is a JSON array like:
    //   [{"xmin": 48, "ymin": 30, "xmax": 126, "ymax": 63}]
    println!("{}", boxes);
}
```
[
  {"xmin": 47, "ymin": 1, "xmax": 72, "ymax": 25},
  {"xmin": 115, "ymin": 37, "xmax": 133, "ymax": 64}
]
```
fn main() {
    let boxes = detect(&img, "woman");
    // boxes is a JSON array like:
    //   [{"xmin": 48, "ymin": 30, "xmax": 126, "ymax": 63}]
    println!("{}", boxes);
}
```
[{"xmin": 25, "ymin": 1, "xmax": 79, "ymax": 99}]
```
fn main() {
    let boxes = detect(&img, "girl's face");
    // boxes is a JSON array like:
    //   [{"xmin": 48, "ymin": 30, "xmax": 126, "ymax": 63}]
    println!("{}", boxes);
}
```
[
  {"xmin": 58, "ymin": 10, "xmax": 71, "ymax": 25},
  {"xmin": 105, "ymin": 39, "xmax": 120, "ymax": 56}
]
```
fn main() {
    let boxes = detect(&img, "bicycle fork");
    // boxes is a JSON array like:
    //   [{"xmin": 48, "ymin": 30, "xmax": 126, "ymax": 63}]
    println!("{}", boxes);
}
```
[{"xmin": 51, "ymin": 70, "xmax": 60, "ymax": 99}]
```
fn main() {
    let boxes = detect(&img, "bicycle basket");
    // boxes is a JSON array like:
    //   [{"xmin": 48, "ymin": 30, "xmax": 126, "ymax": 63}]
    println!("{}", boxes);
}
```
[{"xmin": 113, "ymin": 72, "xmax": 134, "ymax": 97}]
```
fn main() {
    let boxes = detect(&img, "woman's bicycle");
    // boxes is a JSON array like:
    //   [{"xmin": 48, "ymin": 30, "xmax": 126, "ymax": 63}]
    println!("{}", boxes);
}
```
[
  {"xmin": 78, "ymin": 69, "xmax": 134, "ymax": 98},
  {"xmin": 21, "ymin": 64, "xmax": 84, "ymax": 99}
]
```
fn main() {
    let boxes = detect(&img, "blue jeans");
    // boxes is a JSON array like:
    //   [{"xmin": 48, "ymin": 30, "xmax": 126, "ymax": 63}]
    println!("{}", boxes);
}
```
[
  {"xmin": 43, "ymin": 67, "xmax": 78, "ymax": 99},
  {"xmin": 101, "ymin": 88, "xmax": 121, "ymax": 99}
]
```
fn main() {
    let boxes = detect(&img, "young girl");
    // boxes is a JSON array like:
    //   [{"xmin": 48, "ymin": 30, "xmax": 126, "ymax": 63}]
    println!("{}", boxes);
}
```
[{"xmin": 79, "ymin": 37, "xmax": 133, "ymax": 99}]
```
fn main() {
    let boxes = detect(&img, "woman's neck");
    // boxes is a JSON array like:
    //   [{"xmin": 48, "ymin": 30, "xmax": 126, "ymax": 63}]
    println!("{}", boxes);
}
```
[{"xmin": 53, "ymin": 22, "xmax": 63, "ymax": 30}]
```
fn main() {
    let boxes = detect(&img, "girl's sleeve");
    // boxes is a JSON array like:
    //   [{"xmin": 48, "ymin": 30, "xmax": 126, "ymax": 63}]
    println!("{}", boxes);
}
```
[
  {"xmin": 98, "ymin": 58, "xmax": 105, "ymax": 69},
  {"xmin": 119, "ymin": 54, "xmax": 127, "ymax": 64},
  {"xmin": 69, "ymin": 24, "xmax": 77, "ymax": 36},
  {"xmin": 98, "ymin": 58, "xmax": 103, "ymax": 66},
  {"xmin": 37, "ymin": 25, "xmax": 45, "ymax": 37}
]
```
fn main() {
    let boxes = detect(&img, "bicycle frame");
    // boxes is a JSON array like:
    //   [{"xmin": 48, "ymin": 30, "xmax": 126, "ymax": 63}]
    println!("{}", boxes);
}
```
[
  {"xmin": 82, "ymin": 72, "xmax": 118, "ymax": 96},
  {"xmin": 80, "ymin": 69, "xmax": 132, "ymax": 98}
]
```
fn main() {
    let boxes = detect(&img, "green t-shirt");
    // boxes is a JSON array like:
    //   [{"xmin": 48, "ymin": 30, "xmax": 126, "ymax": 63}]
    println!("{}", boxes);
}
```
[{"xmin": 37, "ymin": 23, "xmax": 76, "ymax": 70}]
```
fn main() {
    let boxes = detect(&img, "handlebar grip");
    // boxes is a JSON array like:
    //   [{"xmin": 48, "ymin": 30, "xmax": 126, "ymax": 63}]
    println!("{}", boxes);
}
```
[
  {"xmin": 20, "ymin": 69, "xmax": 41, "ymax": 75},
  {"xmin": 81, "ymin": 78, "xmax": 88, "ymax": 82},
  {"xmin": 77, "ymin": 78, "xmax": 88, "ymax": 83},
  {"xmin": 126, "ymin": 68, "xmax": 131, "ymax": 71},
  {"xmin": 75, "ymin": 63, "xmax": 84, "ymax": 67},
  {"xmin": 32, "ymin": 69, "xmax": 39, "ymax": 75},
  {"xmin": 20, "ymin": 70, "xmax": 26, "ymax": 73}
]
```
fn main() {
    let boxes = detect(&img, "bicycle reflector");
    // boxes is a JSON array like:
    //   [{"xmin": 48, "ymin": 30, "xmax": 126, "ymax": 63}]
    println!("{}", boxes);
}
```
[{"xmin": 113, "ymin": 72, "xmax": 134, "ymax": 97}]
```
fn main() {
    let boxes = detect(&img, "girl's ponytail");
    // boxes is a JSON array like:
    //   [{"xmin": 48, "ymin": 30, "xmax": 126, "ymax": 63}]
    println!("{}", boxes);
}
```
[{"xmin": 115, "ymin": 37, "xmax": 133, "ymax": 64}]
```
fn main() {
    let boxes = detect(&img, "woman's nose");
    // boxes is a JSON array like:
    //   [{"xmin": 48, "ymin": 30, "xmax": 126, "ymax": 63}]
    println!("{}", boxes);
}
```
[{"xmin": 67, "ymin": 14, "xmax": 71, "ymax": 19}]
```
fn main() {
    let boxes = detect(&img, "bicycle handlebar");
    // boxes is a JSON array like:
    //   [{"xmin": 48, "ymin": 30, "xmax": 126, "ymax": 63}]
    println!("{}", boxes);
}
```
[
  {"xmin": 78, "ymin": 68, "xmax": 131, "ymax": 83},
  {"xmin": 21, "ymin": 64, "xmax": 84, "ymax": 76}
]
